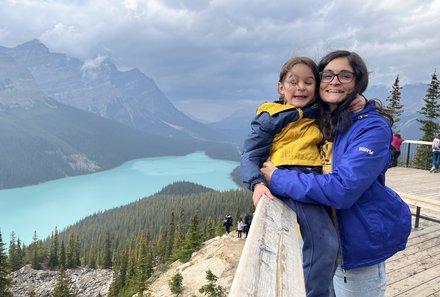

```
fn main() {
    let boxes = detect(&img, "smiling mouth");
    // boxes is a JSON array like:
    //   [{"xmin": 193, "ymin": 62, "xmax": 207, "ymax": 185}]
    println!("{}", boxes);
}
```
[
  {"xmin": 293, "ymin": 95, "xmax": 309, "ymax": 99},
  {"xmin": 326, "ymin": 90, "xmax": 344, "ymax": 93}
]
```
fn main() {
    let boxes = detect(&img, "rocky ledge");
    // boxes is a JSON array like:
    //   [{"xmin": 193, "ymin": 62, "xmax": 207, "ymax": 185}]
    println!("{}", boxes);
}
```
[{"xmin": 9, "ymin": 265, "xmax": 112, "ymax": 297}]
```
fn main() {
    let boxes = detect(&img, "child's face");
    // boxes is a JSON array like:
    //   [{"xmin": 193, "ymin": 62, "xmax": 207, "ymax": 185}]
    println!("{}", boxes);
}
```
[{"xmin": 278, "ymin": 63, "xmax": 316, "ymax": 107}]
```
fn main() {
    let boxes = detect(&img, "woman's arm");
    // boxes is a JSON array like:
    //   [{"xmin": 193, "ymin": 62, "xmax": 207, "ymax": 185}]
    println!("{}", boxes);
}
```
[{"xmin": 262, "ymin": 117, "xmax": 391, "ymax": 209}]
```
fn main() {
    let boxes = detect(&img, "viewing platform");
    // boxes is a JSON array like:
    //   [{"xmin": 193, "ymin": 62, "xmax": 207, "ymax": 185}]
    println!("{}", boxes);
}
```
[
  {"xmin": 229, "ymin": 166, "xmax": 440, "ymax": 296},
  {"xmin": 386, "ymin": 167, "xmax": 440, "ymax": 296}
]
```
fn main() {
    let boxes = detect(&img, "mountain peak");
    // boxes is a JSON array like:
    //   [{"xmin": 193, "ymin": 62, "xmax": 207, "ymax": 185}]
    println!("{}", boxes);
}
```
[{"xmin": 15, "ymin": 39, "xmax": 49, "ymax": 54}]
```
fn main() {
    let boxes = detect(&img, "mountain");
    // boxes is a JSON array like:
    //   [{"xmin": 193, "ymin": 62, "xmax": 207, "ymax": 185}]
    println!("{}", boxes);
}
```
[
  {"xmin": 0, "ymin": 39, "xmax": 226, "ymax": 142},
  {"xmin": 208, "ymin": 106, "xmax": 256, "ymax": 146},
  {"xmin": 0, "ymin": 53, "xmax": 213, "ymax": 189}
]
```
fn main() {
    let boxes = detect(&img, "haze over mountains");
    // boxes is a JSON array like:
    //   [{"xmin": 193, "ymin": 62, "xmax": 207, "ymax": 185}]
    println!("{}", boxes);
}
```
[
  {"xmin": 0, "ymin": 39, "xmax": 223, "ymax": 141},
  {"xmin": 0, "ymin": 40, "xmax": 239, "ymax": 189},
  {"xmin": 0, "ymin": 39, "xmax": 431, "ymax": 188}
]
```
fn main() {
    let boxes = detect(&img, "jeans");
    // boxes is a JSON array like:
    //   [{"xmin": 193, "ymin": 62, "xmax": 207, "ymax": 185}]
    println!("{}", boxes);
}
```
[
  {"xmin": 433, "ymin": 151, "xmax": 440, "ymax": 170},
  {"xmin": 329, "ymin": 262, "xmax": 387, "ymax": 297}
]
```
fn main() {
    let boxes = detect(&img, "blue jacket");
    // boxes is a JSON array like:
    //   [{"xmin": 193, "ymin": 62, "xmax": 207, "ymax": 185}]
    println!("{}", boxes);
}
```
[
  {"xmin": 269, "ymin": 102, "xmax": 411, "ymax": 269},
  {"xmin": 240, "ymin": 101, "xmax": 322, "ymax": 191}
]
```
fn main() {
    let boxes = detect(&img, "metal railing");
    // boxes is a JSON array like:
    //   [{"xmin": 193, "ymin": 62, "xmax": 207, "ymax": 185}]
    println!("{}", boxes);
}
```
[{"xmin": 398, "ymin": 140, "xmax": 433, "ymax": 169}]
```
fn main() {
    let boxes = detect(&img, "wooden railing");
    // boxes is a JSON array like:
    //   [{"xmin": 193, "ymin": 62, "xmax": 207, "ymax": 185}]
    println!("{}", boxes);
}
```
[
  {"xmin": 228, "ymin": 195, "xmax": 306, "ymax": 297},
  {"xmin": 397, "ymin": 191, "xmax": 440, "ymax": 228}
]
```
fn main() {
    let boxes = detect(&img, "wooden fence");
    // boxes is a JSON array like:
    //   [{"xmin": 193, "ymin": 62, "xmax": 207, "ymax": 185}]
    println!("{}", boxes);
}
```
[{"xmin": 228, "ymin": 195, "xmax": 306, "ymax": 297}]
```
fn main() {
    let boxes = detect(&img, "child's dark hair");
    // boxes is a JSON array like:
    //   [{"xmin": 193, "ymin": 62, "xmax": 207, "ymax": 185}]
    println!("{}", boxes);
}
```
[{"xmin": 278, "ymin": 56, "xmax": 319, "ymax": 101}]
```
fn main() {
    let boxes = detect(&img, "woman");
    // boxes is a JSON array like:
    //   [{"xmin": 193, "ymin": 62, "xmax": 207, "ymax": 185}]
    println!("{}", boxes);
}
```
[{"xmin": 260, "ymin": 50, "xmax": 411, "ymax": 297}]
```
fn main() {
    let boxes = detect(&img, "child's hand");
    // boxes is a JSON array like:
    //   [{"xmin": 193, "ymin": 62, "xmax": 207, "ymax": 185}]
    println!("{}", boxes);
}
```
[
  {"xmin": 261, "ymin": 161, "xmax": 277, "ymax": 184},
  {"xmin": 252, "ymin": 184, "xmax": 274, "ymax": 207},
  {"xmin": 350, "ymin": 94, "xmax": 367, "ymax": 113}
]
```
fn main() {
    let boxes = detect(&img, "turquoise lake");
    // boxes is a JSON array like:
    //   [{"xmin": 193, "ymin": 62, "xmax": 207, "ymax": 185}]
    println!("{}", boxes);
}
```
[{"xmin": 0, "ymin": 152, "xmax": 240, "ymax": 244}]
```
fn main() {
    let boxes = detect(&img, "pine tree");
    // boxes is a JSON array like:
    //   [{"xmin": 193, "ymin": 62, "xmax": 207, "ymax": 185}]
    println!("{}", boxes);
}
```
[
  {"xmin": 119, "ymin": 249, "xmax": 129, "ymax": 292},
  {"xmin": 59, "ymin": 241, "xmax": 66, "ymax": 269},
  {"xmin": 136, "ymin": 232, "xmax": 152, "ymax": 293},
  {"xmin": 74, "ymin": 233, "xmax": 81, "ymax": 267},
  {"xmin": 88, "ymin": 241, "xmax": 97, "ymax": 269},
  {"xmin": 179, "ymin": 212, "xmax": 203, "ymax": 262},
  {"xmin": 66, "ymin": 231, "xmax": 80, "ymax": 269},
  {"xmin": 126, "ymin": 237, "xmax": 137, "ymax": 281},
  {"xmin": 198, "ymin": 270, "xmax": 227, "ymax": 297},
  {"xmin": 8, "ymin": 232, "xmax": 22, "ymax": 271},
  {"xmin": 413, "ymin": 71, "xmax": 440, "ymax": 168},
  {"xmin": 51, "ymin": 268, "xmax": 78, "ymax": 297},
  {"xmin": 171, "ymin": 208, "xmax": 185, "ymax": 261},
  {"xmin": 166, "ymin": 212, "xmax": 175, "ymax": 261},
  {"xmin": 102, "ymin": 231, "xmax": 113, "ymax": 269},
  {"xmin": 169, "ymin": 271, "xmax": 183, "ymax": 295},
  {"xmin": 417, "ymin": 71, "xmax": 440, "ymax": 140},
  {"xmin": 30, "ymin": 232, "xmax": 42, "ymax": 270},
  {"xmin": 108, "ymin": 250, "xmax": 122, "ymax": 297},
  {"xmin": 386, "ymin": 75, "xmax": 404, "ymax": 132},
  {"xmin": 0, "ymin": 231, "xmax": 13, "ymax": 297},
  {"xmin": 215, "ymin": 216, "xmax": 225, "ymax": 236},
  {"xmin": 48, "ymin": 228, "xmax": 59, "ymax": 269},
  {"xmin": 154, "ymin": 226, "xmax": 166, "ymax": 265},
  {"xmin": 204, "ymin": 217, "xmax": 216, "ymax": 240}
]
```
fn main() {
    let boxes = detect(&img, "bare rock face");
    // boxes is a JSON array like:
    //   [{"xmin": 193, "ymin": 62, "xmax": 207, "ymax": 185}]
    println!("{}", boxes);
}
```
[
  {"xmin": 149, "ymin": 232, "xmax": 245, "ymax": 297},
  {"xmin": 9, "ymin": 265, "xmax": 112, "ymax": 297}
]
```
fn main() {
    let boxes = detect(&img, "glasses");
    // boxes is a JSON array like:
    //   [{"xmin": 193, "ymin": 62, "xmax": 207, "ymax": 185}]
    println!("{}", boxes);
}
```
[{"xmin": 320, "ymin": 71, "xmax": 355, "ymax": 84}]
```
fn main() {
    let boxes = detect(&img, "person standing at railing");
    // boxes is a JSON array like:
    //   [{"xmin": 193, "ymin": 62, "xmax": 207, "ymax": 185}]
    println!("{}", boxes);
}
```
[
  {"xmin": 390, "ymin": 133, "xmax": 403, "ymax": 167},
  {"xmin": 240, "ymin": 56, "xmax": 366, "ymax": 297},
  {"xmin": 430, "ymin": 134, "xmax": 440, "ymax": 173},
  {"xmin": 260, "ymin": 50, "xmax": 411, "ymax": 297}
]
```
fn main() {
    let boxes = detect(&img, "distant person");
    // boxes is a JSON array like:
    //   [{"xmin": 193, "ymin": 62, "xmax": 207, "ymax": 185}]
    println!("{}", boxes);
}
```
[
  {"xmin": 240, "ymin": 56, "xmax": 366, "ymax": 297},
  {"xmin": 223, "ymin": 215, "xmax": 233, "ymax": 235},
  {"xmin": 390, "ymin": 133, "xmax": 403, "ymax": 167},
  {"xmin": 237, "ymin": 217, "xmax": 244, "ymax": 238},
  {"xmin": 244, "ymin": 213, "xmax": 253, "ymax": 238},
  {"xmin": 430, "ymin": 133, "xmax": 440, "ymax": 173}
]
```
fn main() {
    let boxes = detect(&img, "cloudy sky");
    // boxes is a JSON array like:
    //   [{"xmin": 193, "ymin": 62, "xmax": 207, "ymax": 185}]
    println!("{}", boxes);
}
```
[{"xmin": 1, "ymin": 0, "xmax": 439, "ymax": 119}]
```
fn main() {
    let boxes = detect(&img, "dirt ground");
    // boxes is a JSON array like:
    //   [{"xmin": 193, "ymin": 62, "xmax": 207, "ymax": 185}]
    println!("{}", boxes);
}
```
[{"xmin": 148, "ymin": 231, "xmax": 245, "ymax": 297}]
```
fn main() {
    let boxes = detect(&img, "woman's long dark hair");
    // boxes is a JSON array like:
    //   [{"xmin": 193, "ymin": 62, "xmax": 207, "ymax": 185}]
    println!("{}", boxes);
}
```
[{"xmin": 318, "ymin": 50, "xmax": 392, "ymax": 140}]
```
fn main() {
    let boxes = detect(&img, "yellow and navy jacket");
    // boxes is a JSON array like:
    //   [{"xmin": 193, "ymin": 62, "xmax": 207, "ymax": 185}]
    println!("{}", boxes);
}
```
[
  {"xmin": 240, "ymin": 100, "xmax": 323, "ymax": 191},
  {"xmin": 268, "ymin": 102, "xmax": 411, "ymax": 269}
]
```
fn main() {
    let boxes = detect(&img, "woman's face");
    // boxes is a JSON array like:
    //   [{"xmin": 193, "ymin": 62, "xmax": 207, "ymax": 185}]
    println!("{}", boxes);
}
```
[
  {"xmin": 319, "ymin": 57, "xmax": 355, "ymax": 111},
  {"xmin": 278, "ymin": 63, "xmax": 316, "ymax": 108}
]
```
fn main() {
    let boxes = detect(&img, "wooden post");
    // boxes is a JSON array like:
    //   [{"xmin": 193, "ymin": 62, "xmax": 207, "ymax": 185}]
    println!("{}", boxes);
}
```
[{"xmin": 228, "ymin": 195, "xmax": 306, "ymax": 297}]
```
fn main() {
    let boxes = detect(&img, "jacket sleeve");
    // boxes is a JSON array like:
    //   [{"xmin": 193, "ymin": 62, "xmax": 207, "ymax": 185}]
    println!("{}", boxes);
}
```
[
  {"xmin": 240, "ymin": 112, "xmax": 277, "ymax": 190},
  {"xmin": 269, "ymin": 117, "xmax": 392, "ymax": 209}
]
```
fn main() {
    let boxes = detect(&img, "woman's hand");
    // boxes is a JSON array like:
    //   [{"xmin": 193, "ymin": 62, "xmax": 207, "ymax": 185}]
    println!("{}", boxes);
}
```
[
  {"xmin": 260, "ymin": 161, "xmax": 278, "ymax": 185},
  {"xmin": 252, "ymin": 184, "xmax": 274, "ymax": 207},
  {"xmin": 350, "ymin": 94, "xmax": 367, "ymax": 113}
]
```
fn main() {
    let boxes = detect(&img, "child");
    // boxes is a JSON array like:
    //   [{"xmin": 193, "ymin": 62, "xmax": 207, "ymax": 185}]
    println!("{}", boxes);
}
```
[{"xmin": 240, "ymin": 56, "xmax": 364, "ymax": 297}]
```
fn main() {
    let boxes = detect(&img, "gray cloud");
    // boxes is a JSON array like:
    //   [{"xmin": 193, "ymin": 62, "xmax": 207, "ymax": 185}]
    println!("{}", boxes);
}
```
[{"xmin": 0, "ymin": 0, "xmax": 439, "ymax": 104}]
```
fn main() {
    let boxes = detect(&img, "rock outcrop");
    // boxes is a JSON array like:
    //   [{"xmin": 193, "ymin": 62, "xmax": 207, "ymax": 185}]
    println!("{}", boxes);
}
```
[
  {"xmin": 9, "ymin": 265, "xmax": 112, "ymax": 297},
  {"xmin": 149, "ymin": 232, "xmax": 245, "ymax": 297}
]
